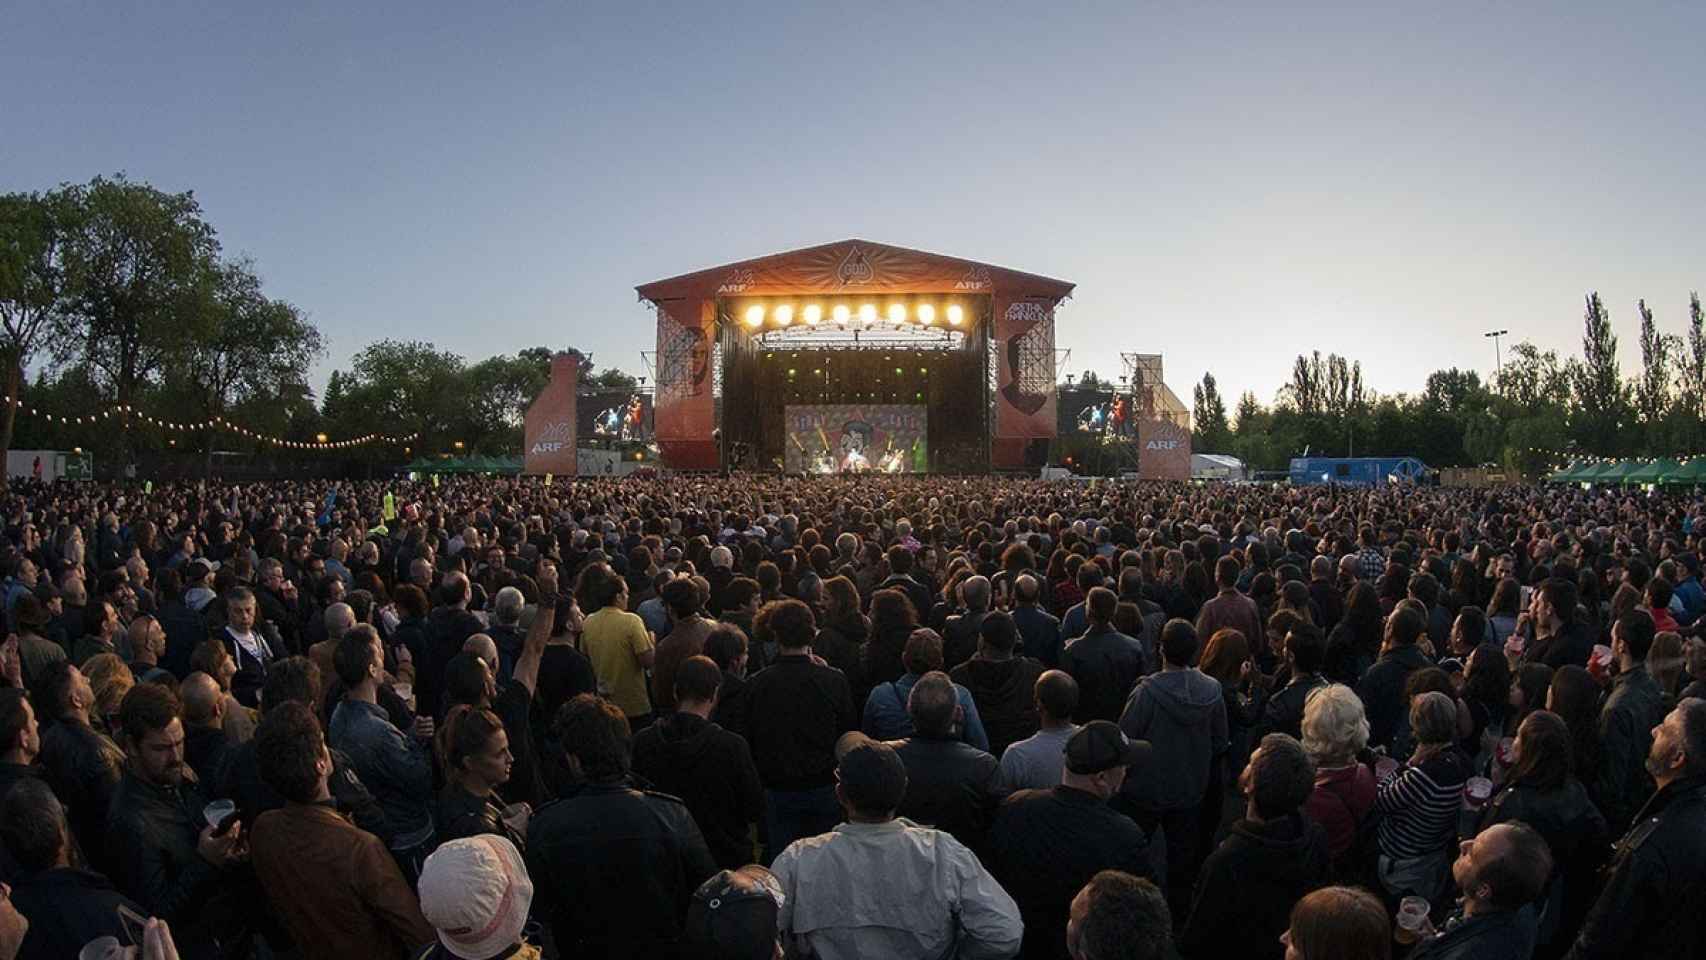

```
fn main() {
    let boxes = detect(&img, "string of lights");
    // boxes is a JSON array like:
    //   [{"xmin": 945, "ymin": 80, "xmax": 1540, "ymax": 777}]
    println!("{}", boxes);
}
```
[{"xmin": 1, "ymin": 396, "xmax": 418, "ymax": 450}]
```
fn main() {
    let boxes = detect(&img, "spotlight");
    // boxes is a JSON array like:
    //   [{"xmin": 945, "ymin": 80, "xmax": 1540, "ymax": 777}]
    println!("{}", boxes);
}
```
[
  {"xmin": 916, "ymin": 303, "xmax": 936, "ymax": 324},
  {"xmin": 774, "ymin": 304, "xmax": 793, "ymax": 326},
  {"xmin": 803, "ymin": 304, "xmax": 822, "ymax": 325},
  {"xmin": 946, "ymin": 304, "xmax": 964, "ymax": 326},
  {"xmin": 832, "ymin": 304, "xmax": 851, "ymax": 325},
  {"xmin": 859, "ymin": 303, "xmax": 878, "ymax": 325},
  {"xmin": 744, "ymin": 305, "xmax": 765, "ymax": 327},
  {"xmin": 886, "ymin": 303, "xmax": 906, "ymax": 324}
]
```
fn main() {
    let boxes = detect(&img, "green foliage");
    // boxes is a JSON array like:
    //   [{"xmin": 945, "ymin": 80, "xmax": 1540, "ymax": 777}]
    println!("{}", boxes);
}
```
[{"xmin": 1192, "ymin": 372, "xmax": 1232, "ymax": 452}]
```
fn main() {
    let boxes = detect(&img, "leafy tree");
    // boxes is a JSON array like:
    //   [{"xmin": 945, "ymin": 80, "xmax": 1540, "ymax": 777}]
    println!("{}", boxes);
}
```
[
  {"xmin": 1421, "ymin": 368, "xmax": 1484, "ymax": 415},
  {"xmin": 0, "ymin": 188, "xmax": 75, "ymax": 457},
  {"xmin": 1571, "ymin": 292, "xmax": 1627, "ymax": 455},
  {"xmin": 1633, "ymin": 299, "xmax": 1676, "ymax": 433},
  {"xmin": 1680, "ymin": 293, "xmax": 1706, "ymax": 445},
  {"xmin": 584, "ymin": 366, "xmax": 639, "ymax": 393},
  {"xmin": 1191, "ymin": 372, "xmax": 1231, "ymax": 452},
  {"xmin": 324, "ymin": 340, "xmax": 466, "ymax": 453}
]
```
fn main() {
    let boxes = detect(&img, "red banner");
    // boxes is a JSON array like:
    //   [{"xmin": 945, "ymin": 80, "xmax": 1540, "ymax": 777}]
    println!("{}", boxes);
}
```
[{"xmin": 651, "ymin": 300, "xmax": 718, "ymax": 470}]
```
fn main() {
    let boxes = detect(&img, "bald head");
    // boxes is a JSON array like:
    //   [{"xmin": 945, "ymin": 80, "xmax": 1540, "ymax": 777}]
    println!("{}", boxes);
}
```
[
  {"xmin": 463, "ymin": 634, "xmax": 499, "ymax": 675},
  {"xmin": 324, "ymin": 603, "xmax": 356, "ymax": 642},
  {"xmin": 180, "ymin": 672, "xmax": 224, "ymax": 728}
]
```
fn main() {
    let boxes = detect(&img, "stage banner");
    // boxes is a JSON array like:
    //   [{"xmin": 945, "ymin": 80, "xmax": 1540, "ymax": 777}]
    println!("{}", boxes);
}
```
[
  {"xmin": 523, "ymin": 352, "xmax": 580, "ymax": 476},
  {"xmin": 652, "ymin": 300, "xmax": 718, "ymax": 470},
  {"xmin": 1137, "ymin": 416, "xmax": 1192, "ymax": 481},
  {"xmin": 991, "ymin": 296, "xmax": 1059, "ymax": 468},
  {"xmin": 783, "ymin": 405, "xmax": 928, "ymax": 474}
]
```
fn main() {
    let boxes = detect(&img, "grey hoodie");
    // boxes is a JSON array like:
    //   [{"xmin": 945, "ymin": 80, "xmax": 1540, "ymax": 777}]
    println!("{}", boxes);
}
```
[{"xmin": 1118, "ymin": 667, "xmax": 1228, "ymax": 812}]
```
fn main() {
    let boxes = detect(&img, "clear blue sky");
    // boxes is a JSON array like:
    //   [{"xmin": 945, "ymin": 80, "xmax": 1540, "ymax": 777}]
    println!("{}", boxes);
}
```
[{"xmin": 5, "ymin": 1, "xmax": 1702, "ymax": 408}]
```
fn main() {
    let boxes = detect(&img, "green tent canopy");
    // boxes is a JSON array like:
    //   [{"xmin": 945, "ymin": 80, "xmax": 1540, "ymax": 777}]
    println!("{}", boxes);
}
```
[
  {"xmin": 1549, "ymin": 460, "xmax": 1591, "ymax": 482},
  {"xmin": 1670, "ymin": 457, "xmax": 1706, "ymax": 484},
  {"xmin": 1624, "ymin": 459, "xmax": 1683, "ymax": 484}
]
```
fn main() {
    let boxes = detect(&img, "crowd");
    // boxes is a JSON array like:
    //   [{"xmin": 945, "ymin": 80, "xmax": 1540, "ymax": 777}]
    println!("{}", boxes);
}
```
[{"xmin": 0, "ymin": 471, "xmax": 1703, "ymax": 960}]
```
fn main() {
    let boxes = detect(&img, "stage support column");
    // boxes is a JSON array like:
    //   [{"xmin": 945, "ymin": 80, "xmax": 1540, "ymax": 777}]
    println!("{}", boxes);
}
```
[
  {"xmin": 652, "ymin": 299, "xmax": 719, "ymax": 470},
  {"xmin": 990, "ymin": 295, "xmax": 1059, "ymax": 470}
]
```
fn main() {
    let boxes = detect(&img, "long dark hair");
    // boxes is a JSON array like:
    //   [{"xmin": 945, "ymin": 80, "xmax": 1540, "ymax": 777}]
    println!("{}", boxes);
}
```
[
  {"xmin": 1506, "ymin": 709, "xmax": 1572, "ymax": 791},
  {"xmin": 1342, "ymin": 582, "xmax": 1383, "ymax": 654},
  {"xmin": 1547, "ymin": 666, "xmax": 1602, "ymax": 781}
]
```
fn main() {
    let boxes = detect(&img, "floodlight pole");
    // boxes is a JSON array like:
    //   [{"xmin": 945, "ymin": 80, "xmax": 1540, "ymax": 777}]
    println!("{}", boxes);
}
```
[{"xmin": 1484, "ymin": 329, "xmax": 1509, "ymax": 386}]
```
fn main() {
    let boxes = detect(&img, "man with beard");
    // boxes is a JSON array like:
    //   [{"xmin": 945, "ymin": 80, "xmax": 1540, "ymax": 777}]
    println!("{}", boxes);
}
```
[{"xmin": 1565, "ymin": 697, "xmax": 1706, "ymax": 959}]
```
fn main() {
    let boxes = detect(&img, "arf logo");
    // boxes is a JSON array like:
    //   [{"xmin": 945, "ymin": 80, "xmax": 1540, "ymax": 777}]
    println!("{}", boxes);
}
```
[{"xmin": 1146, "ymin": 440, "xmax": 1181, "ymax": 450}]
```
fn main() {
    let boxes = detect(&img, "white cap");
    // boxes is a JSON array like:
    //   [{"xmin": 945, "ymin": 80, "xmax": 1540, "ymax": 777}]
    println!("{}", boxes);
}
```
[{"xmin": 417, "ymin": 836, "xmax": 534, "ymax": 959}]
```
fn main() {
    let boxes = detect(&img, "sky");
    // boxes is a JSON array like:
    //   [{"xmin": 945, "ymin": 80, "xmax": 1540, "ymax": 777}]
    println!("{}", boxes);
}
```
[{"xmin": 5, "ymin": 1, "xmax": 1703, "ymax": 410}]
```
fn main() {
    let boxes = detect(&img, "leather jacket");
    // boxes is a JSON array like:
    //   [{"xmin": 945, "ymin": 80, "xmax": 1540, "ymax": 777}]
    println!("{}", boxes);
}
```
[
  {"xmin": 1565, "ymin": 774, "xmax": 1706, "ymax": 959},
  {"xmin": 38, "ymin": 720, "xmax": 123, "ymax": 869}
]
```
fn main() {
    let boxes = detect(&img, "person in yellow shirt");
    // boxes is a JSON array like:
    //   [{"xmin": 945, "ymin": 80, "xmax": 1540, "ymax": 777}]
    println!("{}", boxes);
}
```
[{"xmin": 575, "ymin": 563, "xmax": 656, "ymax": 727}]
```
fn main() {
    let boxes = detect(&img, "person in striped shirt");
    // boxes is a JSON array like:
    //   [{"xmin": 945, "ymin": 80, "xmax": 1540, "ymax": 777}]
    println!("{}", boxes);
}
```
[{"xmin": 1374, "ymin": 691, "xmax": 1472, "ymax": 905}]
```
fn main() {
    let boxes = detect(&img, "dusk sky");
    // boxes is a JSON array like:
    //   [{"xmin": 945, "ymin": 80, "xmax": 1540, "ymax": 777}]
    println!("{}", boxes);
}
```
[{"xmin": 6, "ymin": 2, "xmax": 1702, "ymax": 409}]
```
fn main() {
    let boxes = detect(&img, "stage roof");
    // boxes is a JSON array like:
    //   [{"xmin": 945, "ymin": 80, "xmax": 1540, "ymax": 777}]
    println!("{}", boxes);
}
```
[{"xmin": 636, "ymin": 239, "xmax": 1075, "ymax": 304}]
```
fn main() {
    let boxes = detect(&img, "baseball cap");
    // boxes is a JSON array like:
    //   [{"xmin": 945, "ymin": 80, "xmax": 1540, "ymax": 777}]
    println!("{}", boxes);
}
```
[
  {"xmin": 685, "ymin": 866, "xmax": 785, "ymax": 960},
  {"xmin": 1065, "ymin": 720, "xmax": 1152, "ymax": 776},
  {"xmin": 834, "ymin": 732, "xmax": 907, "ymax": 814},
  {"xmin": 417, "ymin": 836, "xmax": 534, "ymax": 960}
]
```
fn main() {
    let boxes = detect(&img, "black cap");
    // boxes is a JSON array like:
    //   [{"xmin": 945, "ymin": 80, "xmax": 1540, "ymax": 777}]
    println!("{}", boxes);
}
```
[
  {"xmin": 1065, "ymin": 721, "xmax": 1152, "ymax": 775},
  {"xmin": 685, "ymin": 867, "xmax": 783, "ymax": 960},
  {"xmin": 834, "ymin": 732, "xmax": 908, "ymax": 814}
]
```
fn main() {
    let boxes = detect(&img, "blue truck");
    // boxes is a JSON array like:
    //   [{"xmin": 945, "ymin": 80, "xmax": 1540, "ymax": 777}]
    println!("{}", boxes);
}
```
[{"xmin": 1289, "ymin": 456, "xmax": 1428, "ymax": 487}]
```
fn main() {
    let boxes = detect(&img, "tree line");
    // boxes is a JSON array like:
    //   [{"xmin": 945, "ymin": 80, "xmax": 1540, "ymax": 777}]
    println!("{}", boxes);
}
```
[
  {"xmin": 0, "ymin": 174, "xmax": 633, "ymax": 471},
  {"xmin": 1191, "ymin": 292, "xmax": 1706, "ymax": 475}
]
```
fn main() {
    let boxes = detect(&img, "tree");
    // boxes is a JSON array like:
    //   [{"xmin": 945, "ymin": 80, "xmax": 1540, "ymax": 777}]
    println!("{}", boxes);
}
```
[
  {"xmin": 324, "ymin": 340, "xmax": 466, "ymax": 453},
  {"xmin": 1191, "ymin": 372, "xmax": 1231, "ymax": 451},
  {"xmin": 163, "ymin": 258, "xmax": 323, "ymax": 473},
  {"xmin": 1680, "ymin": 293, "xmax": 1706, "ymax": 440},
  {"xmin": 0, "ymin": 188, "xmax": 74, "ymax": 457},
  {"xmin": 1633, "ymin": 299, "xmax": 1674, "ymax": 430},
  {"xmin": 1421, "ymin": 368, "xmax": 1484, "ymax": 415},
  {"xmin": 1495, "ymin": 342, "xmax": 1571, "ymax": 415},
  {"xmin": 584, "ymin": 366, "xmax": 639, "ymax": 393},
  {"xmin": 1571, "ymin": 292, "xmax": 1627, "ymax": 455},
  {"xmin": 57, "ymin": 175, "xmax": 221, "ymax": 460}
]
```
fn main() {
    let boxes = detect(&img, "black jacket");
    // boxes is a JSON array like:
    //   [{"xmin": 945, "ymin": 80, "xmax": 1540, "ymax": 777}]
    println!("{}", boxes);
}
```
[
  {"xmin": 1179, "ymin": 813, "xmax": 1332, "ymax": 960},
  {"xmin": 1060, "ymin": 626, "xmax": 1146, "ymax": 724},
  {"xmin": 1564, "ymin": 774, "xmax": 1706, "ymax": 960},
  {"xmin": 710, "ymin": 669, "xmax": 750, "ymax": 739},
  {"xmin": 9, "ymin": 866, "xmax": 145, "ymax": 960},
  {"xmin": 418, "ymin": 606, "xmax": 485, "ymax": 720},
  {"xmin": 950, "ymin": 655, "xmax": 1046, "ymax": 758},
  {"xmin": 989, "ymin": 785, "xmax": 1152, "ymax": 960},
  {"xmin": 524, "ymin": 781, "xmax": 718, "ymax": 959},
  {"xmin": 631, "ymin": 712, "xmax": 765, "ymax": 869},
  {"xmin": 1527, "ymin": 619, "xmax": 1593, "ymax": 671},
  {"xmin": 743, "ymin": 654, "xmax": 857, "ymax": 791},
  {"xmin": 1595, "ymin": 666, "xmax": 1667, "ymax": 832},
  {"xmin": 813, "ymin": 612, "xmax": 868, "ymax": 702},
  {"xmin": 1355, "ymin": 644, "xmax": 1434, "ymax": 749},
  {"xmin": 1011, "ymin": 605, "xmax": 1062, "ymax": 668},
  {"xmin": 1260, "ymin": 672, "xmax": 1328, "ymax": 741},
  {"xmin": 877, "ymin": 574, "xmax": 935, "ymax": 626},
  {"xmin": 104, "ymin": 769, "xmax": 224, "ymax": 957},
  {"xmin": 942, "ymin": 610, "xmax": 991, "ymax": 671},
  {"xmin": 0, "ymin": 762, "xmax": 50, "ymax": 880},
  {"xmin": 1412, "ymin": 906, "xmax": 1538, "ymax": 960},
  {"xmin": 37, "ymin": 720, "xmax": 123, "ymax": 871},
  {"xmin": 890, "ymin": 734, "xmax": 1004, "ymax": 855},
  {"xmin": 158, "ymin": 599, "xmax": 209, "ymax": 679},
  {"xmin": 436, "ymin": 781, "xmax": 526, "ymax": 850},
  {"xmin": 182, "ymin": 723, "xmax": 231, "ymax": 792},
  {"xmin": 255, "ymin": 585, "xmax": 301, "ymax": 656}
]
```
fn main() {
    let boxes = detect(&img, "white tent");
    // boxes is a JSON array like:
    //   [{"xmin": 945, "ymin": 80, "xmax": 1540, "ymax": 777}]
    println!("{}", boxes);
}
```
[{"xmin": 1191, "ymin": 453, "xmax": 1247, "ymax": 481}]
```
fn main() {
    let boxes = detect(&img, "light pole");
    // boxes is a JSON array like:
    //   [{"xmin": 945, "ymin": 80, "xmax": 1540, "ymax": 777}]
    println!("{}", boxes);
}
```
[{"xmin": 1484, "ymin": 329, "xmax": 1509, "ymax": 386}]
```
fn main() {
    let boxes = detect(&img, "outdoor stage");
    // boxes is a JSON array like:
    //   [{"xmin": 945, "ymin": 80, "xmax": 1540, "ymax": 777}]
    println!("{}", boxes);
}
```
[{"xmin": 635, "ymin": 240, "xmax": 1191, "ymax": 478}]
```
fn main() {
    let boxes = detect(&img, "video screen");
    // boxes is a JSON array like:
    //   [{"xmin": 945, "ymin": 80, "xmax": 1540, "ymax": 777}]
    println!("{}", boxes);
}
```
[
  {"xmin": 580, "ymin": 392, "xmax": 652, "ymax": 442},
  {"xmin": 784, "ymin": 405, "xmax": 928, "ymax": 474}
]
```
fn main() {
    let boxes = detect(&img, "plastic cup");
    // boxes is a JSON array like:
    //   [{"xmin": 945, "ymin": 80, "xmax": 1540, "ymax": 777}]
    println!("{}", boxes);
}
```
[
  {"xmin": 79, "ymin": 936, "xmax": 124, "ymax": 960},
  {"xmin": 1395, "ymin": 895, "xmax": 1430, "ymax": 944},
  {"xmin": 1465, "ymin": 776, "xmax": 1493, "ymax": 807},
  {"xmin": 203, "ymin": 799, "xmax": 235, "ymax": 830},
  {"xmin": 1375, "ymin": 757, "xmax": 1400, "ymax": 780}
]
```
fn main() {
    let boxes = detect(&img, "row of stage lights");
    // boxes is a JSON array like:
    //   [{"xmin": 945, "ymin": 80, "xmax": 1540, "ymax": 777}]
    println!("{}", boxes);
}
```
[{"xmin": 742, "ymin": 301, "xmax": 966, "ymax": 330}]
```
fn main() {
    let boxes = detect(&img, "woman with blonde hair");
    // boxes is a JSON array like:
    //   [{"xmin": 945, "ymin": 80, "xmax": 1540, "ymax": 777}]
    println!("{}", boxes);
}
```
[
  {"xmin": 1648, "ymin": 630, "xmax": 1686, "ymax": 702},
  {"xmin": 1300, "ymin": 683, "xmax": 1376, "ymax": 876},
  {"xmin": 81, "ymin": 652, "xmax": 134, "ymax": 739}
]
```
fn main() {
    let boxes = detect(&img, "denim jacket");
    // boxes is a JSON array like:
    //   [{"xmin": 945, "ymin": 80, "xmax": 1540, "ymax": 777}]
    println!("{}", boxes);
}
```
[
  {"xmin": 862, "ymin": 672, "xmax": 990, "ymax": 752},
  {"xmin": 328, "ymin": 699, "xmax": 434, "ymax": 845}
]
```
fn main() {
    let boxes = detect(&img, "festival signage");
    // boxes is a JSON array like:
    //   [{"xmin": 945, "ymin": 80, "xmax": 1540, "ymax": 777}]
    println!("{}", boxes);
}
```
[
  {"xmin": 1137, "ymin": 416, "xmax": 1192, "ymax": 480},
  {"xmin": 524, "ymin": 352, "xmax": 580, "ymax": 476}
]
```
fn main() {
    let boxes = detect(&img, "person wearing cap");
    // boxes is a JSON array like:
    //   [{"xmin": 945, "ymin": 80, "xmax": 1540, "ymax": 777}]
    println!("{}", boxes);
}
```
[
  {"xmin": 249, "ymin": 701, "xmax": 433, "ymax": 959},
  {"xmin": 685, "ymin": 866, "xmax": 785, "ymax": 960},
  {"xmin": 770, "ymin": 732, "xmax": 1023, "ymax": 959},
  {"xmin": 1178, "ymin": 733, "xmax": 1331, "ymax": 960},
  {"xmin": 415, "ymin": 836, "xmax": 538, "ymax": 960},
  {"xmin": 989, "ymin": 720, "xmax": 1154, "ymax": 960},
  {"xmin": 525, "ymin": 694, "xmax": 716, "ymax": 958}
]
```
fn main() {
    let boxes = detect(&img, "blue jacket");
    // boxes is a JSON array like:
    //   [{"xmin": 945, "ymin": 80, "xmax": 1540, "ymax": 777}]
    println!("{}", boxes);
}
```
[
  {"xmin": 862, "ymin": 672, "xmax": 989, "ymax": 752},
  {"xmin": 328, "ymin": 699, "xmax": 434, "ymax": 844}
]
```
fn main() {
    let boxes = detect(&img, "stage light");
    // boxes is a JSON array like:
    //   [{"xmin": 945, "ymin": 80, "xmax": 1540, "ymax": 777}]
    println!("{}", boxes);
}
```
[
  {"xmin": 946, "ymin": 304, "xmax": 965, "ymax": 326},
  {"xmin": 803, "ymin": 304, "xmax": 822, "ymax": 325},
  {"xmin": 886, "ymin": 303, "xmax": 906, "ymax": 324},
  {"xmin": 832, "ymin": 304, "xmax": 851, "ymax": 325},
  {"xmin": 859, "ymin": 303, "xmax": 877, "ymax": 325},
  {"xmin": 774, "ymin": 304, "xmax": 793, "ymax": 326},
  {"xmin": 744, "ymin": 305, "xmax": 765, "ymax": 327},
  {"xmin": 916, "ymin": 303, "xmax": 936, "ymax": 324}
]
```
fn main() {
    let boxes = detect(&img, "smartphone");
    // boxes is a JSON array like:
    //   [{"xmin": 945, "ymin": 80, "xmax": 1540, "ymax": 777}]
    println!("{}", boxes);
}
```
[{"xmin": 117, "ymin": 903, "xmax": 147, "ymax": 946}]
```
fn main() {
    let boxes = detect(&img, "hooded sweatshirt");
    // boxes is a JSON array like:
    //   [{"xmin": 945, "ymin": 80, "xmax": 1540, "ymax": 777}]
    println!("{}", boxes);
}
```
[
  {"xmin": 1118, "ymin": 667, "xmax": 1228, "ymax": 812},
  {"xmin": 630, "ymin": 711, "xmax": 765, "ymax": 869},
  {"xmin": 950, "ymin": 655, "xmax": 1046, "ymax": 758},
  {"xmin": 1178, "ymin": 812, "xmax": 1332, "ymax": 960}
]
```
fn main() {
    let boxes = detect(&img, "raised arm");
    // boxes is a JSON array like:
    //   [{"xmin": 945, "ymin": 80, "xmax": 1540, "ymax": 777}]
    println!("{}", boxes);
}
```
[{"xmin": 511, "ymin": 562, "xmax": 559, "ymax": 697}]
